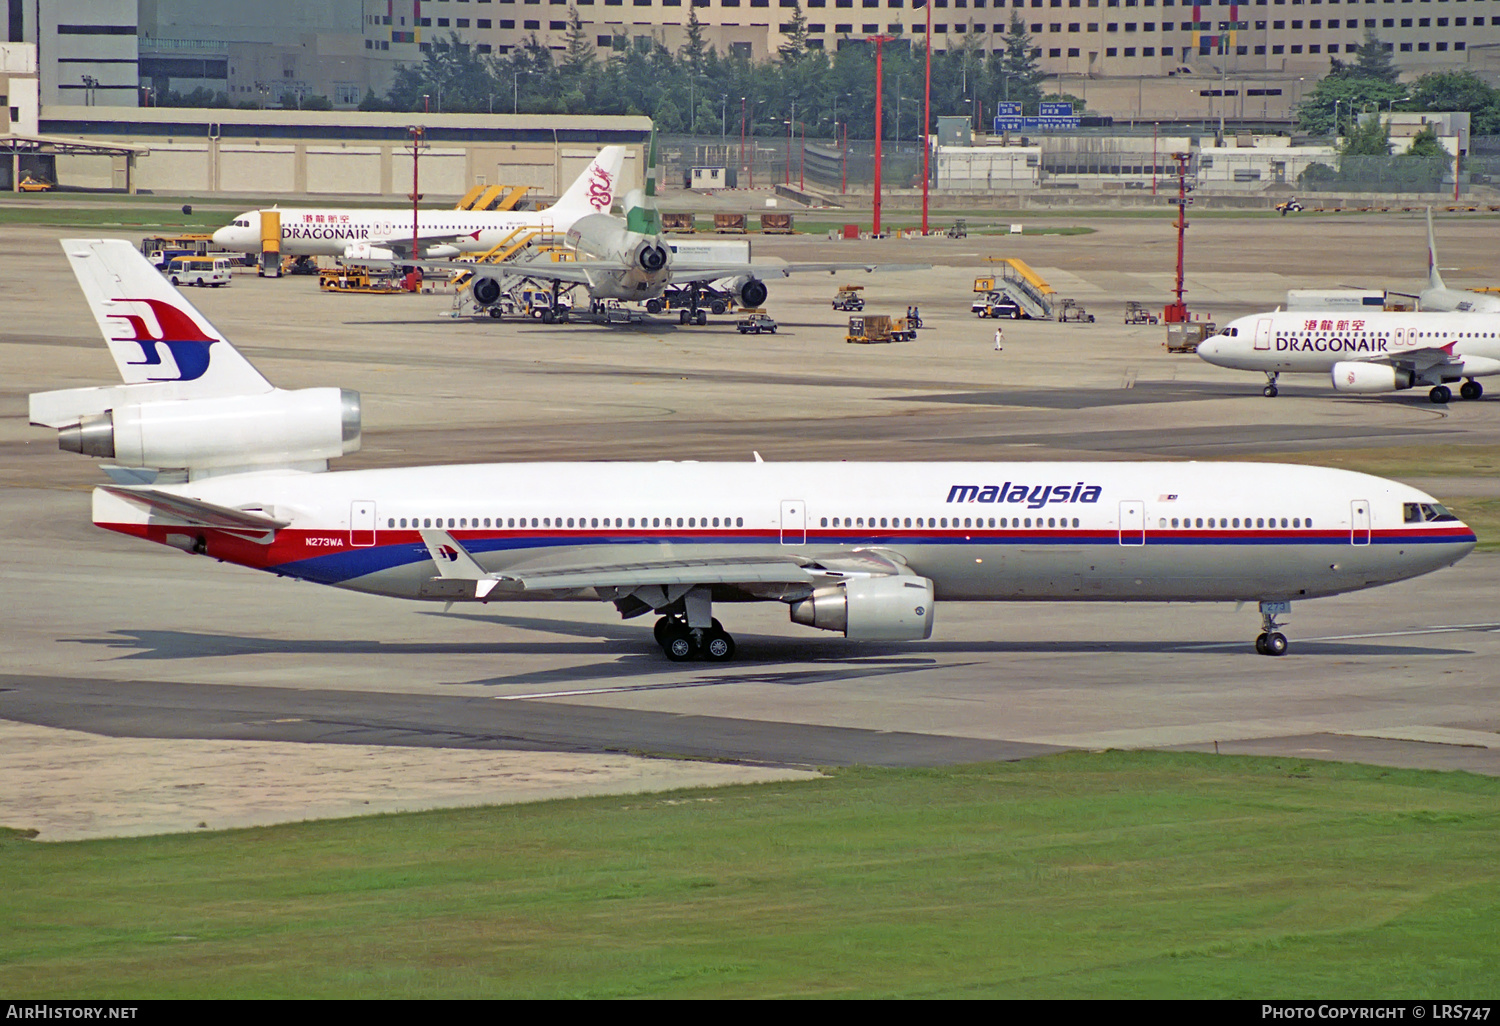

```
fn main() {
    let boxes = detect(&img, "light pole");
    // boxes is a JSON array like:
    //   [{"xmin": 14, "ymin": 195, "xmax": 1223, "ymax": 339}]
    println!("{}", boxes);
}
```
[
  {"xmin": 922, "ymin": 0, "xmax": 932, "ymax": 234},
  {"xmin": 868, "ymin": 34, "xmax": 894, "ymax": 236},
  {"xmin": 897, "ymin": 96, "xmax": 920, "ymax": 157},
  {"xmin": 1333, "ymin": 98, "xmax": 1341, "ymax": 139},
  {"xmin": 513, "ymin": 70, "xmax": 530, "ymax": 114}
]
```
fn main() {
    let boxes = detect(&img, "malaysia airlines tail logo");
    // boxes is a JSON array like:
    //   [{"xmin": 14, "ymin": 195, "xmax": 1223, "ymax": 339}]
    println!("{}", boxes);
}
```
[
  {"xmin": 437, "ymin": 544, "xmax": 460, "ymax": 562},
  {"xmin": 106, "ymin": 297, "xmax": 218, "ymax": 382},
  {"xmin": 587, "ymin": 166, "xmax": 614, "ymax": 212}
]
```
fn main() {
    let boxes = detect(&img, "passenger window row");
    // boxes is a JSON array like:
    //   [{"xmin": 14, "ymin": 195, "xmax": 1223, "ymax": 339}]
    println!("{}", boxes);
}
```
[
  {"xmin": 1159, "ymin": 516, "xmax": 1312, "ymax": 529},
  {"xmin": 385, "ymin": 516, "xmax": 746, "ymax": 529},
  {"xmin": 820, "ymin": 516, "xmax": 1083, "ymax": 529}
]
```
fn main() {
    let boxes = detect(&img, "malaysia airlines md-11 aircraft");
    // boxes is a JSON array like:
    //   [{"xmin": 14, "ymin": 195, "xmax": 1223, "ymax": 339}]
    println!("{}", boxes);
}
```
[
  {"xmin": 31, "ymin": 241, "xmax": 1475, "ymax": 659},
  {"xmin": 210, "ymin": 147, "xmax": 626, "ymax": 261},
  {"xmin": 1196, "ymin": 308, "xmax": 1500, "ymax": 402},
  {"xmin": 1419, "ymin": 206, "xmax": 1500, "ymax": 315}
]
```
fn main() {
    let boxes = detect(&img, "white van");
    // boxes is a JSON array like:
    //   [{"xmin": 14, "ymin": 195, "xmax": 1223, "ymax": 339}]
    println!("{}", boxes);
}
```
[{"xmin": 165, "ymin": 256, "xmax": 232, "ymax": 287}]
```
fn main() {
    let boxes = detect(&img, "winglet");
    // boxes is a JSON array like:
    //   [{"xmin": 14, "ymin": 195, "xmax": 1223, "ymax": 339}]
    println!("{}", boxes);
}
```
[{"xmin": 419, "ymin": 529, "xmax": 499, "ymax": 599}]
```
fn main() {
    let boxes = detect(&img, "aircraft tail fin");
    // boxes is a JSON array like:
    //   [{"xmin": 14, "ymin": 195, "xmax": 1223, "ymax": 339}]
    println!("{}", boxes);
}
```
[
  {"xmin": 625, "ymin": 131, "xmax": 662, "ymax": 236},
  {"xmin": 549, "ymin": 145, "xmax": 626, "ymax": 219},
  {"xmin": 1426, "ymin": 206, "xmax": 1446, "ymax": 292},
  {"xmin": 61, "ymin": 238, "xmax": 272, "ymax": 397}
]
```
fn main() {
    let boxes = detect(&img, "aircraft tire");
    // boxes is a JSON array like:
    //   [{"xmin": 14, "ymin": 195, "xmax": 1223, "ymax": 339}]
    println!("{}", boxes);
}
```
[
  {"xmin": 1263, "ymin": 385, "xmax": 1279, "ymax": 398},
  {"xmin": 662, "ymin": 628, "xmax": 696, "ymax": 662},
  {"xmin": 679, "ymin": 310, "xmax": 690, "ymax": 325},
  {"xmin": 695, "ymin": 310, "xmax": 708, "ymax": 326},
  {"xmin": 1254, "ymin": 633, "xmax": 1268, "ymax": 655},
  {"xmin": 702, "ymin": 629, "xmax": 735, "ymax": 662},
  {"xmin": 1263, "ymin": 632, "xmax": 1288, "ymax": 656},
  {"xmin": 1430, "ymin": 385, "xmax": 1451, "ymax": 404},
  {"xmin": 487, "ymin": 307, "xmax": 503, "ymax": 319},
  {"xmin": 1461, "ymin": 380, "xmax": 1483, "ymax": 401}
]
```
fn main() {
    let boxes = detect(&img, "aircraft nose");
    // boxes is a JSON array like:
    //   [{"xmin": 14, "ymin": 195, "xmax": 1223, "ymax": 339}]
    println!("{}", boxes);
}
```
[
  {"xmin": 211, "ymin": 225, "xmax": 235, "ymax": 247},
  {"xmin": 1196, "ymin": 336, "xmax": 1223, "ymax": 361}
]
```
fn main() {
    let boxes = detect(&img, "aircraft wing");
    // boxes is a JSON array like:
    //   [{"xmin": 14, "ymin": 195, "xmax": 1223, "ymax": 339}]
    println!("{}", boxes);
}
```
[
  {"xmin": 669, "ymin": 261, "xmax": 930, "ymax": 283},
  {"xmin": 100, "ymin": 485, "xmax": 288, "ymax": 533},
  {"xmin": 415, "ymin": 529, "xmax": 912, "ymax": 605},
  {"xmin": 366, "ymin": 227, "xmax": 484, "ymax": 251},
  {"xmin": 1364, "ymin": 346, "xmax": 1500, "ymax": 378}
]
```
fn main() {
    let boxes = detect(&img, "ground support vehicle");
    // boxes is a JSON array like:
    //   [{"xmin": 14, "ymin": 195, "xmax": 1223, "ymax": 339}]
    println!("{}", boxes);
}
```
[
  {"xmin": 319, "ymin": 266, "xmax": 404, "ymax": 294},
  {"xmin": 657, "ymin": 284, "xmax": 733, "ymax": 319},
  {"xmin": 945, "ymin": 219, "xmax": 967, "ymax": 238},
  {"xmin": 972, "ymin": 292, "xmax": 1024, "ymax": 319},
  {"xmin": 165, "ymin": 256, "xmax": 233, "ymax": 288},
  {"xmin": 1124, "ymin": 301, "xmax": 1160, "ymax": 325},
  {"xmin": 737, "ymin": 311, "xmax": 778, "ymax": 334},
  {"xmin": 1276, "ymin": 199, "xmax": 1305, "ymax": 215},
  {"xmin": 18, "ymin": 175, "xmax": 51, "ymax": 192},
  {"xmin": 846, "ymin": 314, "xmax": 916, "ymax": 344},
  {"xmin": 832, "ymin": 285, "xmax": 865, "ymax": 312},
  {"xmin": 1057, "ymin": 299, "xmax": 1096, "ymax": 323},
  {"xmin": 1164, "ymin": 322, "xmax": 1217, "ymax": 354}
]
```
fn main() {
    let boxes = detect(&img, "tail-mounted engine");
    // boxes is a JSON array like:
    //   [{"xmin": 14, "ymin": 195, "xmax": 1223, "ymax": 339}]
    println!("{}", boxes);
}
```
[
  {"xmin": 790, "ymin": 576, "xmax": 935, "ymax": 641},
  {"xmin": 50, "ymin": 387, "xmax": 361, "ymax": 472},
  {"xmin": 636, "ymin": 241, "xmax": 669, "ymax": 273}
]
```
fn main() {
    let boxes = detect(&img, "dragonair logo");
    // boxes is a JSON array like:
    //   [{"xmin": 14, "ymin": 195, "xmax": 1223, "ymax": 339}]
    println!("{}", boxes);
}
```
[
  {"xmin": 106, "ymin": 298, "xmax": 218, "ymax": 382},
  {"xmin": 947, "ymin": 482, "xmax": 1103, "ymax": 509},
  {"xmin": 587, "ymin": 166, "xmax": 614, "ymax": 212}
]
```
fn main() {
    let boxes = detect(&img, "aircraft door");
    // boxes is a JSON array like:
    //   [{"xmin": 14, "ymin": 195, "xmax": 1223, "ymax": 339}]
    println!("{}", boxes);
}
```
[
  {"xmin": 780, "ymin": 500, "xmax": 806, "ymax": 545},
  {"xmin": 1350, "ymin": 500, "xmax": 1371, "ymax": 546},
  {"xmin": 1119, "ymin": 501, "xmax": 1145, "ymax": 546},
  {"xmin": 1254, "ymin": 318, "xmax": 1273, "ymax": 350},
  {"xmin": 351, "ymin": 500, "xmax": 376, "ymax": 547}
]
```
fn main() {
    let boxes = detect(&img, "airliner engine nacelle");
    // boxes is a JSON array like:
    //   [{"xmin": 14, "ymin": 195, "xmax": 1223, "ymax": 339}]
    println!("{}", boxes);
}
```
[
  {"xmin": 1330, "ymin": 362, "xmax": 1414, "ymax": 394},
  {"xmin": 789, "ymin": 576, "xmax": 935, "ymax": 641},
  {"xmin": 726, "ymin": 276, "xmax": 768, "ymax": 309},
  {"xmin": 636, "ymin": 239, "xmax": 668, "ymax": 273},
  {"xmin": 56, "ymin": 388, "xmax": 361, "ymax": 471},
  {"xmin": 344, "ymin": 242, "xmax": 396, "ymax": 262},
  {"xmin": 470, "ymin": 275, "xmax": 503, "ymax": 307}
]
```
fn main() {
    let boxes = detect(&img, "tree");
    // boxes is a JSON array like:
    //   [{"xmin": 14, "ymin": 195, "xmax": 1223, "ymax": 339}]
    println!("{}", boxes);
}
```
[
  {"xmin": 777, "ymin": 3, "xmax": 811, "ymax": 66},
  {"xmin": 1404, "ymin": 123, "xmax": 1450, "ymax": 160},
  {"xmin": 996, "ymin": 15, "xmax": 1042, "ymax": 109},
  {"xmin": 1295, "ymin": 75, "xmax": 1406, "ymax": 135},
  {"xmin": 1339, "ymin": 111, "xmax": 1392, "ymax": 156},
  {"xmin": 1405, "ymin": 70, "xmax": 1500, "ymax": 135},
  {"xmin": 560, "ymin": 8, "xmax": 597, "ymax": 79},
  {"xmin": 1350, "ymin": 30, "xmax": 1399, "ymax": 85},
  {"xmin": 681, "ymin": 8, "xmax": 711, "ymax": 78}
]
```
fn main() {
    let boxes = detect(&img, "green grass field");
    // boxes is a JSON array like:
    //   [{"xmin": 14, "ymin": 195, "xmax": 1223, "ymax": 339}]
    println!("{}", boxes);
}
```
[{"xmin": 3, "ymin": 751, "xmax": 1497, "ymax": 998}]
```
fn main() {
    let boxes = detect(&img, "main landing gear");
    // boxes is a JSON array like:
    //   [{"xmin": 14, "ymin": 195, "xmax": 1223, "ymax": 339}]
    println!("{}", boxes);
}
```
[
  {"xmin": 1262, "ymin": 371, "xmax": 1280, "ymax": 398},
  {"xmin": 654, "ymin": 615, "xmax": 735, "ymax": 662},
  {"xmin": 1253, "ymin": 600, "xmax": 1290, "ymax": 657},
  {"xmin": 1427, "ymin": 380, "xmax": 1485, "ymax": 404}
]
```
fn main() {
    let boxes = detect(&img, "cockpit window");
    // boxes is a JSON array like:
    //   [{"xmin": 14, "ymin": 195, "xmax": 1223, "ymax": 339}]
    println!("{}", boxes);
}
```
[{"xmin": 1404, "ymin": 502, "xmax": 1459, "ymax": 523}]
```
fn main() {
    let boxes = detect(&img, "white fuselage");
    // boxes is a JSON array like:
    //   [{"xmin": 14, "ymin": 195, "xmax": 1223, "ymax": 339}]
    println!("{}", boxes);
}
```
[
  {"xmin": 212, "ymin": 207, "xmax": 589, "ymax": 259},
  {"xmin": 1197, "ymin": 309, "xmax": 1500, "ymax": 376},
  {"xmin": 93, "ymin": 460, "xmax": 1472, "ymax": 607}
]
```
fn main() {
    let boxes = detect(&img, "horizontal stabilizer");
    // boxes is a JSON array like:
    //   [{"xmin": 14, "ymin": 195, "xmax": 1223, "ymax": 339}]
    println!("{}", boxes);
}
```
[
  {"xmin": 419, "ymin": 530, "xmax": 500, "ymax": 599},
  {"xmin": 99, "ymin": 485, "xmax": 287, "ymax": 532}
]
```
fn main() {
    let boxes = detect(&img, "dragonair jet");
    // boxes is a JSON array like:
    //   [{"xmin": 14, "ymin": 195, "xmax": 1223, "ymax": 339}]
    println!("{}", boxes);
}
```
[
  {"xmin": 1418, "ymin": 207, "xmax": 1500, "ymax": 314},
  {"xmin": 211, "ymin": 146, "xmax": 627, "ymax": 262},
  {"xmin": 1196, "ymin": 307, "xmax": 1500, "ymax": 402},
  {"xmin": 30, "ymin": 240, "xmax": 1475, "ymax": 659},
  {"xmin": 458, "ymin": 136, "xmax": 923, "ymax": 324}
]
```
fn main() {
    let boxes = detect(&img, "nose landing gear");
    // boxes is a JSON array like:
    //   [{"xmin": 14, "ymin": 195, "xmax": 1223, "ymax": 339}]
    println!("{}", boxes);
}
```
[
  {"xmin": 1253, "ymin": 600, "xmax": 1290, "ymax": 656},
  {"xmin": 1262, "ymin": 371, "xmax": 1280, "ymax": 398}
]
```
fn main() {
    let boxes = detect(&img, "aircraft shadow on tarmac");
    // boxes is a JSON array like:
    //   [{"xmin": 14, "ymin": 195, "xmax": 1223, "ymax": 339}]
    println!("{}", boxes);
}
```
[
  {"xmin": 63, "ymin": 622, "xmax": 1472, "ymax": 686},
  {"xmin": 901, "ymin": 381, "xmax": 1479, "ymax": 410}
]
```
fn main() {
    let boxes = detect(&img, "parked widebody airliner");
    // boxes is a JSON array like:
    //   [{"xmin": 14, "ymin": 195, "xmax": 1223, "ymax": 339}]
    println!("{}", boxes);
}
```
[
  {"xmin": 1419, "ymin": 206, "xmax": 1500, "ymax": 314},
  {"xmin": 31, "ymin": 240, "xmax": 1475, "ymax": 659},
  {"xmin": 210, "ymin": 147, "xmax": 626, "ymax": 262},
  {"xmin": 455, "ymin": 137, "xmax": 920, "ymax": 324},
  {"xmin": 1196, "ymin": 307, "xmax": 1500, "ymax": 402}
]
